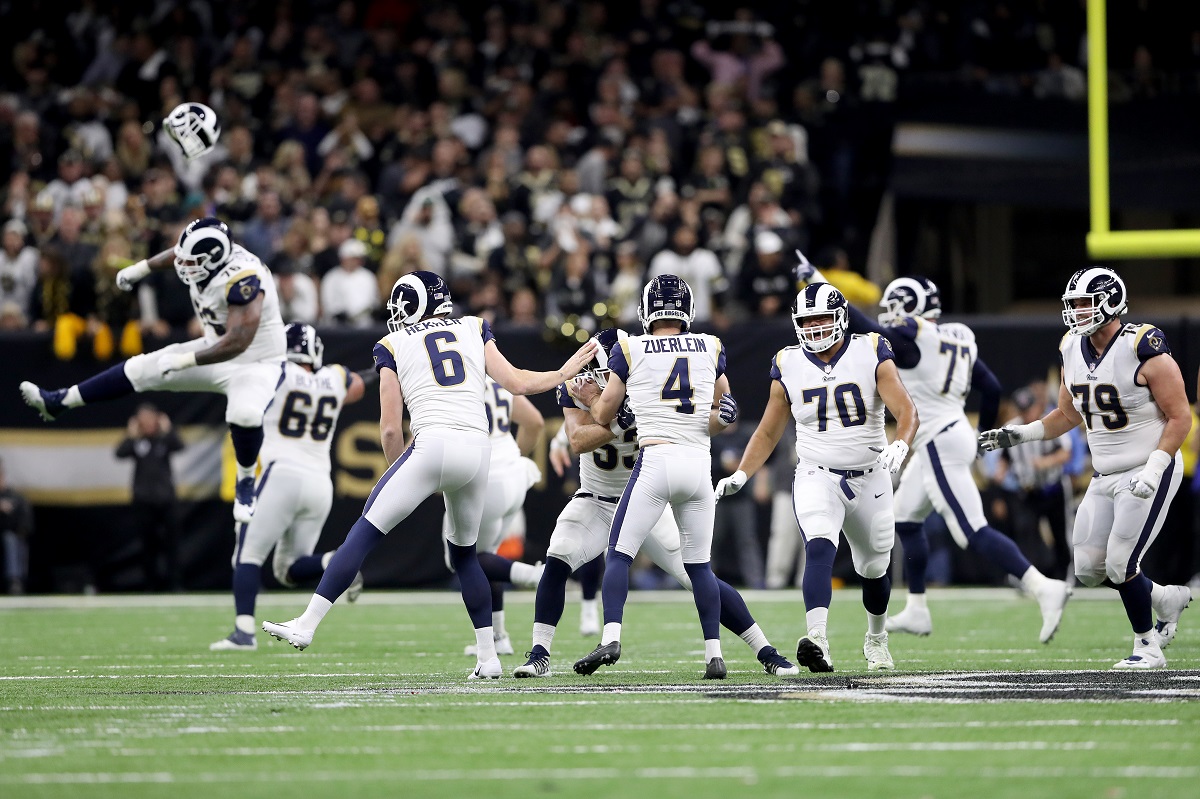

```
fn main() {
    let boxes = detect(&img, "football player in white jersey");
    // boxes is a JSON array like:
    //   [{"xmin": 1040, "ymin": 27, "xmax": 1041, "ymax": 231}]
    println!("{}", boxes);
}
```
[
  {"xmin": 981, "ymin": 267, "xmax": 1193, "ymax": 668},
  {"xmin": 715, "ymin": 284, "xmax": 918, "ymax": 672},
  {"xmin": 20, "ymin": 218, "xmax": 286, "ymax": 523},
  {"xmin": 447, "ymin": 379, "xmax": 546, "ymax": 657},
  {"xmin": 211, "ymin": 324, "xmax": 367, "ymax": 651},
  {"xmin": 571, "ymin": 275, "xmax": 735, "ymax": 679},
  {"xmin": 263, "ymin": 272, "xmax": 597, "ymax": 679},
  {"xmin": 514, "ymin": 328, "xmax": 799, "ymax": 678},
  {"xmin": 807, "ymin": 269, "xmax": 1074, "ymax": 642}
]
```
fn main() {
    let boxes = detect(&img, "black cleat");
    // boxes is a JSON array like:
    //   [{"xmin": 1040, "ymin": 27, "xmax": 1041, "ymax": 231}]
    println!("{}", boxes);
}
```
[
  {"xmin": 704, "ymin": 657, "xmax": 727, "ymax": 679},
  {"xmin": 796, "ymin": 633, "xmax": 834, "ymax": 673},
  {"xmin": 573, "ymin": 641, "xmax": 620, "ymax": 675}
]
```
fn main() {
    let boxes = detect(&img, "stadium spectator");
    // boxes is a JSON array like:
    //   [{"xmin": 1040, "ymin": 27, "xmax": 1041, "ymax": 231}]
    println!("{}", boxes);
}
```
[
  {"xmin": 0, "ymin": 457, "xmax": 34, "ymax": 595},
  {"xmin": 115, "ymin": 404, "xmax": 184, "ymax": 592},
  {"xmin": 240, "ymin": 190, "xmax": 288, "ymax": 264},
  {"xmin": 320, "ymin": 239, "xmax": 379, "ymax": 328},
  {"xmin": 647, "ymin": 224, "xmax": 726, "ymax": 325},
  {"xmin": 0, "ymin": 220, "xmax": 39, "ymax": 320},
  {"xmin": 815, "ymin": 246, "xmax": 882, "ymax": 311},
  {"xmin": 737, "ymin": 230, "xmax": 793, "ymax": 317}
]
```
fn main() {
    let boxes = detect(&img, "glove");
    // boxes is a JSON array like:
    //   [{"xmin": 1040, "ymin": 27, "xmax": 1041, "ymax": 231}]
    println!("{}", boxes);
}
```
[
  {"xmin": 717, "ymin": 393, "xmax": 738, "ymax": 427},
  {"xmin": 714, "ymin": 469, "xmax": 747, "ymax": 501},
  {"xmin": 875, "ymin": 440, "xmax": 909, "ymax": 474},
  {"xmin": 519, "ymin": 456, "xmax": 543, "ymax": 489},
  {"xmin": 793, "ymin": 249, "xmax": 827, "ymax": 285},
  {"xmin": 115, "ymin": 260, "xmax": 151, "ymax": 292},
  {"xmin": 1129, "ymin": 450, "xmax": 1172, "ymax": 499},
  {"xmin": 613, "ymin": 398, "xmax": 635, "ymax": 431},
  {"xmin": 978, "ymin": 420, "xmax": 1045, "ymax": 452},
  {"xmin": 159, "ymin": 351, "xmax": 197, "ymax": 377}
]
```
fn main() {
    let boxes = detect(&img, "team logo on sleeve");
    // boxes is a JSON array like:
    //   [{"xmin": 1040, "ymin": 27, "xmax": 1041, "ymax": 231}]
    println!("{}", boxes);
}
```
[
  {"xmin": 240, "ymin": 283, "xmax": 255, "ymax": 300},
  {"xmin": 1147, "ymin": 333, "xmax": 1163, "ymax": 351}
]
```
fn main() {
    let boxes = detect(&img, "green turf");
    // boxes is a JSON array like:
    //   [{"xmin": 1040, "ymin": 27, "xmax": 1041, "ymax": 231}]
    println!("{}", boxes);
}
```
[{"xmin": 1, "ymin": 588, "xmax": 1198, "ymax": 798}]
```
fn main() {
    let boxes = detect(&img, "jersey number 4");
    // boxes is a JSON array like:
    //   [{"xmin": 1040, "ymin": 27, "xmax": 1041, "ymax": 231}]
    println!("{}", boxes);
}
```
[
  {"xmin": 424, "ymin": 331, "xmax": 466, "ymax": 387},
  {"xmin": 1070, "ymin": 383, "xmax": 1128, "ymax": 431},
  {"xmin": 801, "ymin": 384, "xmax": 866, "ymax": 431},
  {"xmin": 278, "ymin": 391, "xmax": 337, "ymax": 441},
  {"xmin": 661, "ymin": 357, "xmax": 695, "ymax": 414}
]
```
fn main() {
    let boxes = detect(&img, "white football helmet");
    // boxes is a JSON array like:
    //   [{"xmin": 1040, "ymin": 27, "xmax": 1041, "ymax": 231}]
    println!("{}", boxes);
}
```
[
  {"xmin": 164, "ymin": 102, "xmax": 221, "ymax": 161},
  {"xmin": 878, "ymin": 276, "xmax": 942, "ymax": 327},
  {"xmin": 174, "ymin": 217, "xmax": 233, "ymax": 285},
  {"xmin": 586, "ymin": 328, "xmax": 630, "ymax": 389},
  {"xmin": 285, "ymin": 323, "xmax": 324, "ymax": 371},
  {"xmin": 386, "ymin": 271, "xmax": 454, "ymax": 332},
  {"xmin": 1061, "ymin": 267, "xmax": 1127, "ymax": 336},
  {"xmin": 792, "ymin": 283, "xmax": 849, "ymax": 353}
]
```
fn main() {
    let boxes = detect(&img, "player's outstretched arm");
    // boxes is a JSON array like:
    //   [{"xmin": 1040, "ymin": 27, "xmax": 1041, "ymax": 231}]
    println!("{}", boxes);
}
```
[
  {"xmin": 979, "ymin": 380, "xmax": 1081, "ymax": 452},
  {"xmin": 589, "ymin": 373, "xmax": 627, "ymax": 426},
  {"xmin": 717, "ymin": 381, "xmax": 792, "ymax": 499},
  {"xmin": 344, "ymin": 370, "xmax": 368, "ymax": 405},
  {"xmin": 114, "ymin": 247, "xmax": 175, "ymax": 291},
  {"xmin": 378, "ymin": 367, "xmax": 407, "ymax": 465},
  {"xmin": 485, "ymin": 339, "xmax": 598, "ymax": 396},
  {"xmin": 511, "ymin": 395, "xmax": 546, "ymax": 457},
  {"xmin": 563, "ymin": 406, "xmax": 616, "ymax": 454}
]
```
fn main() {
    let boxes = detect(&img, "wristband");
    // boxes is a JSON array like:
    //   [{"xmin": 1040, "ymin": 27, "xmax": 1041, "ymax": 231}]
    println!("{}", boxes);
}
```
[
  {"xmin": 1022, "ymin": 420, "xmax": 1045, "ymax": 442},
  {"xmin": 125, "ymin": 260, "xmax": 151, "ymax": 281},
  {"xmin": 1144, "ymin": 449, "xmax": 1173, "ymax": 477}
]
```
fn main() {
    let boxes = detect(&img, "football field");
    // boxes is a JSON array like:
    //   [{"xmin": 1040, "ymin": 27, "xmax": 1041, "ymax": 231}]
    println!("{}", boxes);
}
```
[{"xmin": 1, "ymin": 588, "xmax": 1198, "ymax": 798}]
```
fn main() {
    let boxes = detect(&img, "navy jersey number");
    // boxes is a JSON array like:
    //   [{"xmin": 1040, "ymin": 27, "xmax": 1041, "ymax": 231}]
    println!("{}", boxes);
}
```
[
  {"xmin": 593, "ymin": 428, "xmax": 638, "ymax": 471},
  {"xmin": 661, "ymin": 357, "xmax": 695, "ymax": 414},
  {"xmin": 1070, "ymin": 383, "xmax": 1128, "ymax": 431},
  {"xmin": 938, "ymin": 341, "xmax": 972, "ymax": 395},
  {"xmin": 278, "ymin": 391, "xmax": 338, "ymax": 441},
  {"xmin": 801, "ymin": 384, "xmax": 867, "ymax": 432},
  {"xmin": 484, "ymin": 382, "xmax": 511, "ymax": 434},
  {"xmin": 424, "ymin": 331, "xmax": 466, "ymax": 387}
]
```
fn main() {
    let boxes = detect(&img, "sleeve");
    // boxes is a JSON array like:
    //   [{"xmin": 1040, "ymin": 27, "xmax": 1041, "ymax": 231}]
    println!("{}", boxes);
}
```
[
  {"xmin": 479, "ymin": 318, "xmax": 496, "ymax": 344},
  {"xmin": 607, "ymin": 339, "xmax": 631, "ymax": 383},
  {"xmin": 713, "ymin": 337, "xmax": 726, "ymax": 377},
  {"xmin": 225, "ymin": 272, "xmax": 263, "ymax": 305},
  {"xmin": 555, "ymin": 383, "xmax": 575, "ymax": 409},
  {"xmin": 845, "ymin": 303, "xmax": 920, "ymax": 368},
  {"xmin": 770, "ymin": 350, "xmax": 792, "ymax": 404},
  {"xmin": 1134, "ymin": 326, "xmax": 1171, "ymax": 362},
  {"xmin": 872, "ymin": 333, "xmax": 896, "ymax": 363},
  {"xmin": 972, "ymin": 358, "xmax": 1002, "ymax": 432},
  {"xmin": 373, "ymin": 338, "xmax": 398, "ymax": 374},
  {"xmin": 333, "ymin": 364, "xmax": 353, "ymax": 390}
]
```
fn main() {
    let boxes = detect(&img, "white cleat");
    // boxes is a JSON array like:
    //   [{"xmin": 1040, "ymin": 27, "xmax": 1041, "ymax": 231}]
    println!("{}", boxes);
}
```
[
  {"xmin": 1152, "ymin": 585, "xmax": 1192, "ymax": 649},
  {"xmin": 1112, "ymin": 635, "xmax": 1167, "ymax": 670},
  {"xmin": 579, "ymin": 603, "xmax": 600, "ymax": 637},
  {"xmin": 885, "ymin": 605, "xmax": 932, "ymax": 636},
  {"xmin": 863, "ymin": 631, "xmax": 895, "ymax": 671},
  {"xmin": 464, "ymin": 633, "xmax": 514, "ymax": 657},
  {"xmin": 346, "ymin": 571, "xmax": 364, "ymax": 603},
  {"xmin": 1035, "ymin": 579, "xmax": 1071, "ymax": 643},
  {"xmin": 262, "ymin": 619, "xmax": 314, "ymax": 651},
  {"xmin": 468, "ymin": 657, "xmax": 503, "ymax": 680},
  {"xmin": 796, "ymin": 630, "xmax": 834, "ymax": 673}
]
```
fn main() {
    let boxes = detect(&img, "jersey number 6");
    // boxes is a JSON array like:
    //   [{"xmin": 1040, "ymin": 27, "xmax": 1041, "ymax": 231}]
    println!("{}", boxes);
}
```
[{"xmin": 424, "ymin": 331, "xmax": 466, "ymax": 387}]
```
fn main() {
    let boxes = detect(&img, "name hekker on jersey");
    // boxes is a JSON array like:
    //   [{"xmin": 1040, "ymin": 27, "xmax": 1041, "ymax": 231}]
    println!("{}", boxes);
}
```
[
  {"xmin": 260, "ymin": 362, "xmax": 352, "ymax": 473},
  {"xmin": 608, "ymin": 332, "xmax": 725, "ymax": 450},
  {"xmin": 189, "ymin": 244, "xmax": 285, "ymax": 363},
  {"xmin": 372, "ymin": 317, "xmax": 492, "ymax": 438},
  {"xmin": 893, "ymin": 317, "xmax": 978, "ymax": 447},
  {"xmin": 773, "ymin": 333, "xmax": 895, "ymax": 470},
  {"xmin": 556, "ymin": 383, "xmax": 640, "ymax": 498},
  {"xmin": 484, "ymin": 379, "xmax": 522, "ymax": 467},
  {"xmin": 1059, "ymin": 323, "xmax": 1171, "ymax": 474}
]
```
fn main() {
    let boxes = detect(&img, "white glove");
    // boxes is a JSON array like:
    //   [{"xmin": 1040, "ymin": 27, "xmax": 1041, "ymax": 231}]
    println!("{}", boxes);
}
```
[
  {"xmin": 159, "ymin": 351, "xmax": 197, "ymax": 377},
  {"xmin": 875, "ymin": 440, "xmax": 910, "ymax": 474},
  {"xmin": 115, "ymin": 260, "xmax": 151, "ymax": 292},
  {"xmin": 714, "ymin": 469, "xmax": 747, "ymax": 501},
  {"xmin": 1129, "ymin": 450, "xmax": 1172, "ymax": 499},
  {"xmin": 519, "ymin": 456, "xmax": 543, "ymax": 489},
  {"xmin": 978, "ymin": 420, "xmax": 1045, "ymax": 452}
]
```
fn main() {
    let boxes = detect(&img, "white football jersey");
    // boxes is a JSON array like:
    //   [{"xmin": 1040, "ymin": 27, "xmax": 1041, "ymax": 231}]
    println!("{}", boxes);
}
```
[
  {"xmin": 895, "ymin": 317, "xmax": 978, "ymax": 447},
  {"xmin": 188, "ymin": 243, "xmax": 285, "ymax": 363},
  {"xmin": 373, "ymin": 316, "xmax": 492, "ymax": 438},
  {"xmin": 484, "ymin": 379, "xmax": 522, "ymax": 467},
  {"xmin": 609, "ymin": 332, "xmax": 725, "ymax": 449},
  {"xmin": 260, "ymin": 362, "xmax": 352, "ymax": 473},
  {"xmin": 1059, "ymin": 323, "xmax": 1170, "ymax": 474},
  {"xmin": 773, "ymin": 333, "xmax": 894, "ymax": 470},
  {"xmin": 556, "ymin": 382, "xmax": 640, "ymax": 498}
]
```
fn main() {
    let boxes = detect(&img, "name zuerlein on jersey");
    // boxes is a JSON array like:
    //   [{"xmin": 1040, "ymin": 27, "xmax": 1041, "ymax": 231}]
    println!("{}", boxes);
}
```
[{"xmin": 642, "ymin": 337, "xmax": 708, "ymax": 354}]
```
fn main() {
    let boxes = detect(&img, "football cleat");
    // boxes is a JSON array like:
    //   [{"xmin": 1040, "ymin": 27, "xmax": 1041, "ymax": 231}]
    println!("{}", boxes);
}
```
[
  {"xmin": 579, "ymin": 603, "xmax": 600, "ymax": 637},
  {"xmin": 209, "ymin": 629, "xmax": 256, "ymax": 651},
  {"xmin": 346, "ymin": 571, "xmax": 364, "ymax": 603},
  {"xmin": 796, "ymin": 631, "xmax": 834, "ymax": 673},
  {"xmin": 513, "ymin": 650, "xmax": 551, "ymax": 678},
  {"xmin": 573, "ymin": 641, "xmax": 621, "ymax": 675},
  {"xmin": 233, "ymin": 476, "xmax": 257, "ymax": 523},
  {"xmin": 1152, "ymin": 584, "xmax": 1191, "ymax": 649},
  {"xmin": 262, "ymin": 619, "xmax": 314, "ymax": 651},
  {"xmin": 863, "ymin": 632, "xmax": 895, "ymax": 671},
  {"xmin": 885, "ymin": 605, "xmax": 933, "ymax": 636},
  {"xmin": 1035, "ymin": 579, "xmax": 1071, "ymax": 643},
  {"xmin": 704, "ymin": 657, "xmax": 727, "ymax": 680},
  {"xmin": 1112, "ymin": 636, "xmax": 1166, "ymax": 670},
  {"xmin": 464, "ymin": 633, "xmax": 514, "ymax": 657},
  {"xmin": 757, "ymin": 646, "xmax": 800, "ymax": 677},
  {"xmin": 20, "ymin": 382, "xmax": 68, "ymax": 422},
  {"xmin": 468, "ymin": 657, "xmax": 503, "ymax": 680}
]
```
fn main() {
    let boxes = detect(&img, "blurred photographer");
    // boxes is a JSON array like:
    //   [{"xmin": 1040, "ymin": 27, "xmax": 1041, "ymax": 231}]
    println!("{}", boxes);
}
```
[
  {"xmin": 115, "ymin": 404, "xmax": 184, "ymax": 591},
  {"xmin": 0, "ymin": 458, "xmax": 34, "ymax": 595}
]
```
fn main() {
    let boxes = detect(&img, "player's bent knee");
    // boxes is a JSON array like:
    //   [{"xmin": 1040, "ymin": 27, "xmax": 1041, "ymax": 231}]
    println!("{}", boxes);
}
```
[
  {"xmin": 272, "ymin": 558, "xmax": 297, "ymax": 587},
  {"xmin": 545, "ymin": 539, "xmax": 585, "ymax": 572},
  {"xmin": 855, "ymin": 552, "xmax": 890, "ymax": 580},
  {"xmin": 226, "ymin": 406, "xmax": 266, "ymax": 429},
  {"xmin": 1105, "ymin": 559, "xmax": 1132, "ymax": 586},
  {"xmin": 1072, "ymin": 548, "xmax": 1105, "ymax": 587}
]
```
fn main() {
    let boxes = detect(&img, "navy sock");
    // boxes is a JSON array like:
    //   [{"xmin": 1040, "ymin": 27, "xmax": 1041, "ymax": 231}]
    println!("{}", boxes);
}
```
[
  {"xmin": 491, "ymin": 583, "xmax": 505, "ymax": 613},
  {"xmin": 576, "ymin": 555, "xmax": 603, "ymax": 600},
  {"xmin": 229, "ymin": 424, "xmax": 264, "ymax": 469},
  {"xmin": 601, "ymin": 549, "xmax": 633, "ymax": 625},
  {"xmin": 315, "ymin": 517, "xmax": 384, "ymax": 603},
  {"xmin": 76, "ymin": 362, "xmax": 135, "ymax": 404},
  {"xmin": 683, "ymin": 561, "xmax": 722, "ymax": 641},
  {"xmin": 233, "ymin": 563, "xmax": 260, "ymax": 617},
  {"xmin": 1116, "ymin": 572, "xmax": 1154, "ymax": 632},
  {"xmin": 717, "ymin": 578, "xmax": 755, "ymax": 636},
  {"xmin": 534, "ymin": 557, "xmax": 572, "ymax": 626},
  {"xmin": 446, "ymin": 541, "xmax": 493, "ymax": 629},
  {"xmin": 967, "ymin": 525, "xmax": 1032, "ymax": 579},
  {"xmin": 287, "ymin": 554, "xmax": 325, "ymax": 584},
  {"xmin": 802, "ymin": 538, "xmax": 837, "ymax": 611},
  {"xmin": 477, "ymin": 551, "xmax": 514, "ymax": 583},
  {"xmin": 897, "ymin": 521, "xmax": 928, "ymax": 594},
  {"xmin": 861, "ymin": 574, "xmax": 891, "ymax": 616}
]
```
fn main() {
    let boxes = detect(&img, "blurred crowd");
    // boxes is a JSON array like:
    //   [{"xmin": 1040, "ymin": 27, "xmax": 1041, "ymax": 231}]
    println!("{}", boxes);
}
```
[{"xmin": 1, "ymin": 0, "xmax": 1197, "ymax": 354}]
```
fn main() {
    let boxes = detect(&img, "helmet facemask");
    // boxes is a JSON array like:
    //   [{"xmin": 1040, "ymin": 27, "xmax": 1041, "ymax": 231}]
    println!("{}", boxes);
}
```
[
  {"xmin": 1061, "ymin": 294, "xmax": 1106, "ymax": 336},
  {"xmin": 165, "ymin": 104, "xmax": 220, "ymax": 161},
  {"xmin": 793, "ymin": 308, "xmax": 847, "ymax": 353}
]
